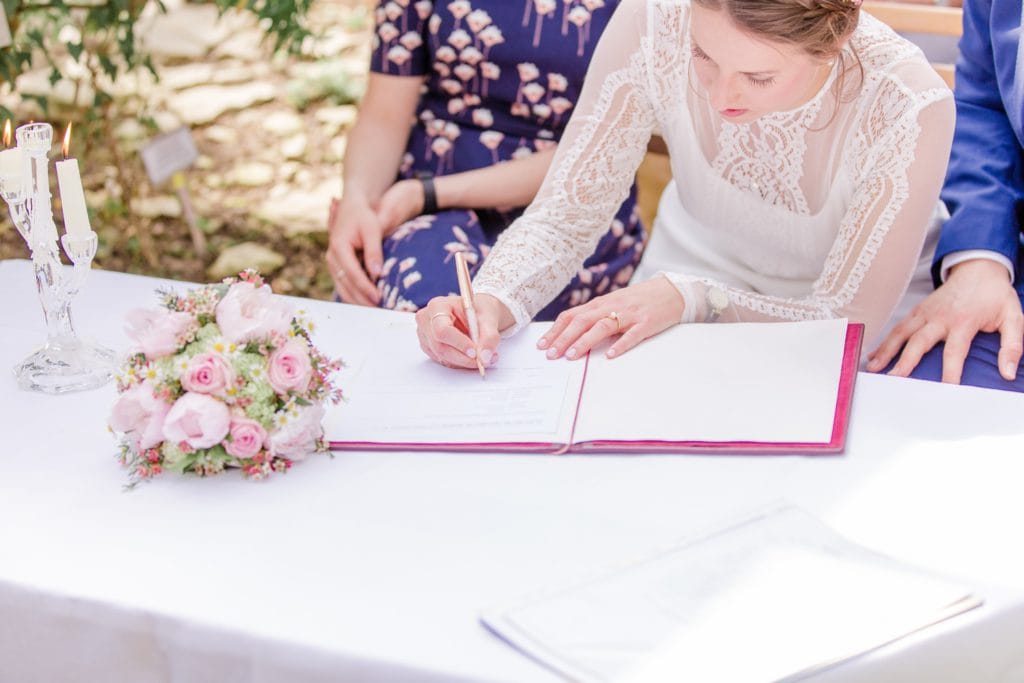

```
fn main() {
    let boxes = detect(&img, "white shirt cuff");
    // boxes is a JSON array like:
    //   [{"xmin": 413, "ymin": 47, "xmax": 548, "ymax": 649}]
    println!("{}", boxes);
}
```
[
  {"xmin": 939, "ymin": 250, "xmax": 1015, "ymax": 284},
  {"xmin": 657, "ymin": 272, "xmax": 701, "ymax": 324}
]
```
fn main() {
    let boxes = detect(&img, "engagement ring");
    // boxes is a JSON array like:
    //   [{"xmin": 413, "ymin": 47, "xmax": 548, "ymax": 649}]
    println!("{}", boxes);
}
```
[{"xmin": 605, "ymin": 311, "xmax": 621, "ymax": 333}]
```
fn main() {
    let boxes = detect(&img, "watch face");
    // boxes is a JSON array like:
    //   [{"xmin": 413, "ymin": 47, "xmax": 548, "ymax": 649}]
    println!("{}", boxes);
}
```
[{"xmin": 708, "ymin": 287, "xmax": 728, "ymax": 312}]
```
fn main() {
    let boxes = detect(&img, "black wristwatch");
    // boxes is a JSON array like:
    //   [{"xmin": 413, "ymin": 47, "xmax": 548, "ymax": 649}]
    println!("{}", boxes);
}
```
[{"xmin": 419, "ymin": 176, "xmax": 438, "ymax": 214}]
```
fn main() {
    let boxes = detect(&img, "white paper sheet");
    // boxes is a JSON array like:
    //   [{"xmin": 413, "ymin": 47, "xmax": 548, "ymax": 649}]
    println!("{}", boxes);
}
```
[
  {"xmin": 572, "ymin": 319, "xmax": 849, "ymax": 445},
  {"xmin": 481, "ymin": 504, "xmax": 981, "ymax": 683},
  {"xmin": 329, "ymin": 319, "xmax": 584, "ymax": 446}
]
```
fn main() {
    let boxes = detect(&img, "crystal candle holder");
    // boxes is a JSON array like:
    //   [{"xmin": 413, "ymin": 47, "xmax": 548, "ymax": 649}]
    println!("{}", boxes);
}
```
[{"xmin": 2, "ymin": 122, "xmax": 115, "ymax": 393}]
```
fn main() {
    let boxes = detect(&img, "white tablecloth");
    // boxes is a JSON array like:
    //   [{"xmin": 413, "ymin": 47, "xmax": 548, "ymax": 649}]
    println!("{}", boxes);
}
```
[{"xmin": 1, "ymin": 259, "xmax": 1024, "ymax": 683}]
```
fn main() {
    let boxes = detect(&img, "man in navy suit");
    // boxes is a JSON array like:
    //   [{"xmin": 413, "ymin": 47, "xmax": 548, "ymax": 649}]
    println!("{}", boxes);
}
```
[{"xmin": 870, "ymin": 0, "xmax": 1024, "ymax": 391}]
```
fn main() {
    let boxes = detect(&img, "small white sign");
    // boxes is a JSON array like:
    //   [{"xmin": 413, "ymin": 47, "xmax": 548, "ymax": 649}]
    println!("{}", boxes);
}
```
[
  {"xmin": 140, "ymin": 127, "xmax": 198, "ymax": 187},
  {"xmin": 0, "ymin": 5, "xmax": 12, "ymax": 49}
]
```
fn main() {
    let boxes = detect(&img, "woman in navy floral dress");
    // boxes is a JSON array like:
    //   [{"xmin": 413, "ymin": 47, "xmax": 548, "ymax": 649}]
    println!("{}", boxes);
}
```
[{"xmin": 326, "ymin": 0, "xmax": 644, "ymax": 318}]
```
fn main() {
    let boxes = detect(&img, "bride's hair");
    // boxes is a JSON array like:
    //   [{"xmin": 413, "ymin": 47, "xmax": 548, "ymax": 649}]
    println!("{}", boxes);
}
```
[{"xmin": 693, "ymin": 0, "xmax": 859, "ymax": 59}]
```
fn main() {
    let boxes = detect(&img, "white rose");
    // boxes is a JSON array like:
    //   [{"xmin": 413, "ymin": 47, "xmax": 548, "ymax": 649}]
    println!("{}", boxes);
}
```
[{"xmin": 269, "ymin": 404, "xmax": 326, "ymax": 461}]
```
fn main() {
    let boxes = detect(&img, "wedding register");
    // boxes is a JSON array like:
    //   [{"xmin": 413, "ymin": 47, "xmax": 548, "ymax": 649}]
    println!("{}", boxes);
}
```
[{"xmin": 325, "ymin": 314, "xmax": 862, "ymax": 454}]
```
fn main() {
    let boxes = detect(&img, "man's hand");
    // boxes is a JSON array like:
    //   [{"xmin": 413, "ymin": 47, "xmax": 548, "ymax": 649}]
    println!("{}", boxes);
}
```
[{"xmin": 868, "ymin": 259, "xmax": 1023, "ymax": 383}]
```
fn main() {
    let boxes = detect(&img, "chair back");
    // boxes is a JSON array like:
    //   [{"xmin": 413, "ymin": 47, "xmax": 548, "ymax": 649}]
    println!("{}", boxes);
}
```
[{"xmin": 863, "ymin": 1, "xmax": 962, "ymax": 87}]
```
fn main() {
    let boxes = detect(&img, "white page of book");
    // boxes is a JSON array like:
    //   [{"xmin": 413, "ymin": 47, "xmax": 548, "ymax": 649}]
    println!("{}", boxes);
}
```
[
  {"xmin": 329, "ymin": 319, "xmax": 584, "ymax": 446},
  {"xmin": 572, "ymin": 319, "xmax": 849, "ymax": 445},
  {"xmin": 481, "ymin": 505, "xmax": 981, "ymax": 683}
]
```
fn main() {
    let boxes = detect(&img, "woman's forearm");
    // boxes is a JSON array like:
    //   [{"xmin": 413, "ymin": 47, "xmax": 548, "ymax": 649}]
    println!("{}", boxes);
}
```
[
  {"xmin": 434, "ymin": 148, "xmax": 556, "ymax": 211},
  {"xmin": 341, "ymin": 120, "xmax": 410, "ymax": 205},
  {"xmin": 341, "ymin": 74, "xmax": 423, "ymax": 206}
]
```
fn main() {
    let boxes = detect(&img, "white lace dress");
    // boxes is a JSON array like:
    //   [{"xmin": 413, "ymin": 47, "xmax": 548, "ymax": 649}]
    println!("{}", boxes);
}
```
[{"xmin": 471, "ymin": 0, "xmax": 955, "ymax": 346}]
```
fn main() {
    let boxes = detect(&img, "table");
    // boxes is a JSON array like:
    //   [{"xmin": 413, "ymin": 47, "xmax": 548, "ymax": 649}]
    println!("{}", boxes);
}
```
[{"xmin": 2, "ymin": 259, "xmax": 1024, "ymax": 683}]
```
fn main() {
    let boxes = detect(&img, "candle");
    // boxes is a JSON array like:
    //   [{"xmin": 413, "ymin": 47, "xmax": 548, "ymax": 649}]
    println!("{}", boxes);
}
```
[
  {"xmin": 54, "ymin": 123, "xmax": 92, "ymax": 236},
  {"xmin": 0, "ymin": 120, "xmax": 24, "ymax": 194},
  {"xmin": 0, "ymin": 147, "xmax": 23, "ymax": 179}
]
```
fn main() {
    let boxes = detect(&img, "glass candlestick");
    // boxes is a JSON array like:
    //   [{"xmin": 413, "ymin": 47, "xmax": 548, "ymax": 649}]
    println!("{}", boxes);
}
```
[{"xmin": 1, "ymin": 122, "xmax": 115, "ymax": 393}]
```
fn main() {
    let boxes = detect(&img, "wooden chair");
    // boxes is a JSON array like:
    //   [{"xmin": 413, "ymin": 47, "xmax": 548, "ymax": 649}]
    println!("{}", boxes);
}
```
[
  {"xmin": 636, "ymin": 137, "xmax": 670, "ymax": 234},
  {"xmin": 634, "ymin": 3, "xmax": 964, "ymax": 231},
  {"xmin": 862, "ymin": 1, "xmax": 963, "ymax": 88}
]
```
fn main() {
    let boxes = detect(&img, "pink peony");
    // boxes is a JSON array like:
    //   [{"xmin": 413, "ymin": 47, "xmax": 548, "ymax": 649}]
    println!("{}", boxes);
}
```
[
  {"xmin": 162, "ymin": 392, "xmax": 231, "ymax": 450},
  {"xmin": 181, "ymin": 352, "xmax": 233, "ymax": 395},
  {"xmin": 125, "ymin": 308, "xmax": 194, "ymax": 359},
  {"xmin": 215, "ymin": 281, "xmax": 294, "ymax": 345},
  {"xmin": 224, "ymin": 416, "xmax": 268, "ymax": 460},
  {"xmin": 109, "ymin": 381, "xmax": 171, "ymax": 451},
  {"xmin": 267, "ymin": 339, "xmax": 313, "ymax": 395},
  {"xmin": 268, "ymin": 404, "xmax": 325, "ymax": 461}
]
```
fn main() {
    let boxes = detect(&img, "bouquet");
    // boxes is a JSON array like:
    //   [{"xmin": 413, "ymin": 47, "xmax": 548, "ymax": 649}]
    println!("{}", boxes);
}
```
[{"xmin": 109, "ymin": 270, "xmax": 342, "ymax": 484}]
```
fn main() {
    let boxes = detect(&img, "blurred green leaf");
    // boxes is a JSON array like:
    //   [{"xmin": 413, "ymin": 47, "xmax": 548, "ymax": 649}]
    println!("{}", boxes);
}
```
[{"xmin": 2, "ymin": 0, "xmax": 311, "ymax": 119}]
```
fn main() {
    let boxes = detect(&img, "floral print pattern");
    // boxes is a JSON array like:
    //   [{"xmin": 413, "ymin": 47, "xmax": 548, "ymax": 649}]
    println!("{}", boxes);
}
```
[{"xmin": 370, "ymin": 0, "xmax": 643, "ymax": 318}]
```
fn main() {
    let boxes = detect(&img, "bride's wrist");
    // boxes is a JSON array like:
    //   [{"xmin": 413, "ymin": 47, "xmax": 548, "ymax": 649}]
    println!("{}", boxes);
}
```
[{"xmin": 476, "ymin": 293, "xmax": 516, "ymax": 331}]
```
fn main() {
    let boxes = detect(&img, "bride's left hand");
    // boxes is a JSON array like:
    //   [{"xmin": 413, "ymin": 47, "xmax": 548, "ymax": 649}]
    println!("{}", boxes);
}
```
[{"xmin": 538, "ymin": 276, "xmax": 686, "ymax": 360}]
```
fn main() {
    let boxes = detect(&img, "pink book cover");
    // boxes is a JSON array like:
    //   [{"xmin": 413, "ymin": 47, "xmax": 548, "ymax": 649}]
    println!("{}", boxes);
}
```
[{"xmin": 329, "ymin": 323, "xmax": 863, "ymax": 456}]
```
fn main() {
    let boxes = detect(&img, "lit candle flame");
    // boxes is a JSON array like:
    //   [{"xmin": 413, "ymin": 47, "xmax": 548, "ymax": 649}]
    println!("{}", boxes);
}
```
[
  {"xmin": 62, "ymin": 122, "xmax": 72, "ymax": 159},
  {"xmin": 1, "ymin": 120, "xmax": 11, "ymax": 148}
]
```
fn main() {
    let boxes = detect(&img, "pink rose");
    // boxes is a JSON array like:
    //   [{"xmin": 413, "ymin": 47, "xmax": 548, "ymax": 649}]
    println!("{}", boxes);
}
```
[
  {"xmin": 215, "ymin": 281, "xmax": 294, "ymax": 344},
  {"xmin": 267, "ymin": 339, "xmax": 313, "ymax": 395},
  {"xmin": 162, "ymin": 392, "xmax": 231, "ymax": 450},
  {"xmin": 181, "ymin": 352, "xmax": 233, "ymax": 395},
  {"xmin": 125, "ymin": 308, "xmax": 194, "ymax": 359},
  {"xmin": 109, "ymin": 381, "xmax": 171, "ymax": 451},
  {"xmin": 268, "ymin": 404, "xmax": 325, "ymax": 460},
  {"xmin": 224, "ymin": 416, "xmax": 267, "ymax": 460}
]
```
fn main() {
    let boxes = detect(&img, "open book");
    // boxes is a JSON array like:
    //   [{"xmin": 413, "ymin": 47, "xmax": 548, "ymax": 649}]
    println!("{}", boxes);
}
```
[
  {"xmin": 480, "ymin": 504, "xmax": 982, "ymax": 683},
  {"xmin": 326, "ymin": 315, "xmax": 862, "ymax": 454}
]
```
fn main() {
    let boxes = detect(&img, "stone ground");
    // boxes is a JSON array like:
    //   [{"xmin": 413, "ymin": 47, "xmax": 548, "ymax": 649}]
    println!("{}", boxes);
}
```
[{"xmin": 0, "ymin": 0, "xmax": 373, "ymax": 300}]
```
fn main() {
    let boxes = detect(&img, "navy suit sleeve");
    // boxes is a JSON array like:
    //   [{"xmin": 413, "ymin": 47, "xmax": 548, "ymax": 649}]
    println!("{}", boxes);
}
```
[{"xmin": 933, "ymin": 0, "xmax": 1024, "ymax": 285}]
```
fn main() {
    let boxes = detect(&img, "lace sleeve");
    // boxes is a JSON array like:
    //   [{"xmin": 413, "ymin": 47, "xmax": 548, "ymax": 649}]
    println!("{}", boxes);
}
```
[
  {"xmin": 662, "ymin": 75, "xmax": 955, "ymax": 346},
  {"xmin": 472, "ymin": 0, "xmax": 656, "ymax": 333}
]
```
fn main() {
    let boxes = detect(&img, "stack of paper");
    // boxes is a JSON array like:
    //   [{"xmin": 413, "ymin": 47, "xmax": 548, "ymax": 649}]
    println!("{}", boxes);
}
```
[{"xmin": 480, "ymin": 505, "xmax": 981, "ymax": 682}]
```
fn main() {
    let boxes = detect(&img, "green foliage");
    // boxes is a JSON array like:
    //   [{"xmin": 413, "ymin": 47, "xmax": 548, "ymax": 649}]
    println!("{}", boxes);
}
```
[
  {"xmin": 0, "ymin": 0, "xmax": 311, "ymax": 119},
  {"xmin": 222, "ymin": 0, "xmax": 313, "ymax": 54},
  {"xmin": 285, "ymin": 58, "xmax": 364, "ymax": 110}
]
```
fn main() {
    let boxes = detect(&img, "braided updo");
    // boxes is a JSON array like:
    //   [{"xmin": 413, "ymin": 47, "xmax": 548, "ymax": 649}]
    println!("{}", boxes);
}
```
[{"xmin": 693, "ymin": 0, "xmax": 860, "ymax": 59}]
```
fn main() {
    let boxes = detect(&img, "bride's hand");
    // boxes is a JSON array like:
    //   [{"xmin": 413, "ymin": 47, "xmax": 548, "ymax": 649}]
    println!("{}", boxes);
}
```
[
  {"xmin": 538, "ymin": 277, "xmax": 685, "ymax": 360},
  {"xmin": 415, "ymin": 293, "xmax": 512, "ymax": 369}
]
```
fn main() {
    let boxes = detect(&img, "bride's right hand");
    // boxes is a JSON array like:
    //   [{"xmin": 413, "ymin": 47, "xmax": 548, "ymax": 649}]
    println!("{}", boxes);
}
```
[{"xmin": 415, "ymin": 293, "xmax": 511, "ymax": 369}]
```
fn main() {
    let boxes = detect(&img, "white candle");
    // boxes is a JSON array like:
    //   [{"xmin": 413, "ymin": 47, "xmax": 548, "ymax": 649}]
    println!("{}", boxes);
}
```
[
  {"xmin": 0, "ymin": 147, "xmax": 23, "ymax": 179},
  {"xmin": 55, "ymin": 157, "xmax": 92, "ymax": 236}
]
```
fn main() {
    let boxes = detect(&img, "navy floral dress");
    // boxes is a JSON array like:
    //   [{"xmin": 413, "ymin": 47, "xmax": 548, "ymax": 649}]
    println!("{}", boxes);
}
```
[{"xmin": 369, "ymin": 0, "xmax": 644, "ymax": 319}]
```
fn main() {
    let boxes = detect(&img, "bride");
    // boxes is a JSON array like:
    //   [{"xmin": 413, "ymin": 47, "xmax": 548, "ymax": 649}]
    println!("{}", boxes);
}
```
[{"xmin": 412, "ymin": 0, "xmax": 954, "ymax": 369}]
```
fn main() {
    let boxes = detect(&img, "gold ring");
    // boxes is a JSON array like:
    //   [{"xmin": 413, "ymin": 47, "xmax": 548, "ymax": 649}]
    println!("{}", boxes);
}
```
[
  {"xmin": 430, "ymin": 311, "xmax": 453, "ymax": 325},
  {"xmin": 605, "ymin": 311, "xmax": 621, "ymax": 333}
]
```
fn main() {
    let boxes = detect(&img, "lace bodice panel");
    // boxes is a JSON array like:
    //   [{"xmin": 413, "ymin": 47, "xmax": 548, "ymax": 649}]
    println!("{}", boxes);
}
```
[{"xmin": 472, "ymin": 0, "xmax": 955, "ymax": 344}]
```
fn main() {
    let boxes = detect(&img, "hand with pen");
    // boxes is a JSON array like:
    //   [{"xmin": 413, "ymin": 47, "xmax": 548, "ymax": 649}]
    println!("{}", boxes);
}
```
[
  {"xmin": 415, "ymin": 292, "xmax": 509, "ymax": 374},
  {"xmin": 415, "ymin": 275, "xmax": 686, "ymax": 369}
]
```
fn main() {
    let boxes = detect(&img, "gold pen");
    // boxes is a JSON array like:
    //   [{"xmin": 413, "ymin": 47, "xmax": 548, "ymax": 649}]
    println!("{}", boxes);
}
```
[{"xmin": 454, "ymin": 251, "xmax": 486, "ymax": 379}]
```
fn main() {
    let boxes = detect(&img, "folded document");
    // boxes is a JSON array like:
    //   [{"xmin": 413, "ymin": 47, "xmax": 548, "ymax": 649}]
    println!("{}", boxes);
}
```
[{"xmin": 480, "ymin": 504, "xmax": 982, "ymax": 682}]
